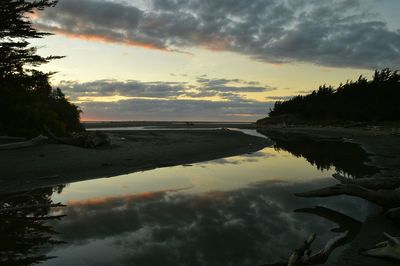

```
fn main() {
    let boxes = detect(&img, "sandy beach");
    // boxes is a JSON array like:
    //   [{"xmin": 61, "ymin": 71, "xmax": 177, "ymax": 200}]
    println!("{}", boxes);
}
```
[{"xmin": 0, "ymin": 129, "xmax": 271, "ymax": 193}]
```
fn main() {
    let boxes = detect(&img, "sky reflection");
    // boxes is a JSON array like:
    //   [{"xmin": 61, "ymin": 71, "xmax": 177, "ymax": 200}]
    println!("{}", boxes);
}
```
[{"xmin": 37, "ymin": 146, "xmax": 376, "ymax": 266}]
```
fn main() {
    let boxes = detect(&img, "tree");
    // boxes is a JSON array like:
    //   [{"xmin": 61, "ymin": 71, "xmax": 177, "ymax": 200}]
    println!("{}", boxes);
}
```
[
  {"xmin": 0, "ymin": 0, "xmax": 83, "ymax": 137},
  {"xmin": 264, "ymin": 68, "xmax": 400, "ymax": 123}
]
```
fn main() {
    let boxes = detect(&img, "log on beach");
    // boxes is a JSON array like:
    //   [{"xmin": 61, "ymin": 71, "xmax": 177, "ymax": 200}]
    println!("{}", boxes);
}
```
[
  {"xmin": 0, "ymin": 135, "xmax": 48, "ymax": 150},
  {"xmin": 332, "ymin": 174, "xmax": 400, "ymax": 190},
  {"xmin": 295, "ymin": 184, "xmax": 400, "ymax": 208}
]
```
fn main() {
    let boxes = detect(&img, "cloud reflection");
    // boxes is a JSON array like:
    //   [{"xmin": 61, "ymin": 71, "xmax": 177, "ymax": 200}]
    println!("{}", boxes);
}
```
[{"xmin": 47, "ymin": 179, "xmax": 372, "ymax": 265}]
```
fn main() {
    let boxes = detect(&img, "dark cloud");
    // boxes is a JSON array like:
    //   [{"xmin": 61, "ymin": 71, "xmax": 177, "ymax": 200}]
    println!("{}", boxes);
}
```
[
  {"xmin": 48, "ymin": 179, "xmax": 371, "ymax": 266},
  {"xmin": 59, "ymin": 79, "xmax": 187, "ymax": 99},
  {"xmin": 35, "ymin": 0, "xmax": 400, "ymax": 69},
  {"xmin": 59, "ymin": 77, "xmax": 273, "ymax": 100}
]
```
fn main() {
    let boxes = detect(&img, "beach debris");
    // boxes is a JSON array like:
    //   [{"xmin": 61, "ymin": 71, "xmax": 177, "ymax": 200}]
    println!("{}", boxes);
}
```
[
  {"xmin": 332, "ymin": 173, "xmax": 400, "ymax": 190},
  {"xmin": 295, "ymin": 174, "xmax": 400, "ymax": 208},
  {"xmin": 0, "ymin": 135, "xmax": 48, "ymax": 150},
  {"xmin": 296, "ymin": 183, "xmax": 400, "ymax": 208},
  {"xmin": 45, "ymin": 127, "xmax": 111, "ymax": 148},
  {"xmin": 360, "ymin": 232, "xmax": 400, "ymax": 261},
  {"xmin": 0, "ymin": 136, "xmax": 26, "ymax": 142},
  {"xmin": 295, "ymin": 206, "xmax": 361, "ymax": 242},
  {"xmin": 261, "ymin": 232, "xmax": 348, "ymax": 266}
]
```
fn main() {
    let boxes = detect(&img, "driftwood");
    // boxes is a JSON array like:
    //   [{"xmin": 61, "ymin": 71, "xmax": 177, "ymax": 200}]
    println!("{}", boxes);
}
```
[
  {"xmin": 360, "ymin": 232, "xmax": 400, "ymax": 261},
  {"xmin": 295, "ymin": 206, "xmax": 361, "ymax": 239},
  {"xmin": 296, "ymin": 184, "xmax": 400, "ymax": 208},
  {"xmin": 290, "ymin": 174, "xmax": 400, "ymax": 264},
  {"xmin": 0, "ymin": 135, "xmax": 47, "ymax": 150},
  {"xmin": 261, "ymin": 232, "xmax": 348, "ymax": 266},
  {"xmin": 0, "ymin": 136, "xmax": 26, "ymax": 141},
  {"xmin": 45, "ymin": 128, "xmax": 110, "ymax": 148},
  {"xmin": 295, "ymin": 174, "xmax": 400, "ymax": 208},
  {"xmin": 333, "ymin": 174, "xmax": 400, "ymax": 190}
]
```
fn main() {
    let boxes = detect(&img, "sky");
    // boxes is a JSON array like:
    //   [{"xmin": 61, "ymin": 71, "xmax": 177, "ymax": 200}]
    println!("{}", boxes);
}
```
[{"xmin": 30, "ymin": 0, "xmax": 400, "ymax": 121}]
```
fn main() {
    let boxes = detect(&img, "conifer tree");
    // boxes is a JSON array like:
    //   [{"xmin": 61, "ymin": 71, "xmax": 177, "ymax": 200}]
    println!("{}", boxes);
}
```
[{"xmin": 0, "ymin": 0, "xmax": 83, "ymax": 137}]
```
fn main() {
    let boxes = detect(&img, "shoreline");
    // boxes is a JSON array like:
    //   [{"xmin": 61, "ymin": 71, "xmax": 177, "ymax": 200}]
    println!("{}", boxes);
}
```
[
  {"xmin": 257, "ymin": 125, "xmax": 400, "ymax": 178},
  {"xmin": 0, "ymin": 129, "xmax": 271, "ymax": 194}
]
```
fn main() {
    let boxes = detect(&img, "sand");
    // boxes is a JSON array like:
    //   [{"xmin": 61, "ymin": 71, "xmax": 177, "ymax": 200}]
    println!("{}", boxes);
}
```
[{"xmin": 0, "ymin": 129, "xmax": 271, "ymax": 193}]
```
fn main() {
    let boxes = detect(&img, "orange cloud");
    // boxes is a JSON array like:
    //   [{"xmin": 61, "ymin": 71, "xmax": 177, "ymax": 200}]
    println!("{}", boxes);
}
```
[
  {"xmin": 39, "ymin": 26, "xmax": 168, "ymax": 51},
  {"xmin": 228, "ymin": 113, "xmax": 258, "ymax": 117}
]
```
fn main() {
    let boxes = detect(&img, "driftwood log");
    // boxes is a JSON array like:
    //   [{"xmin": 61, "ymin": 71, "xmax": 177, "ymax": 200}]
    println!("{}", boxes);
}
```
[
  {"xmin": 0, "ymin": 135, "xmax": 47, "ymax": 150},
  {"xmin": 261, "ymin": 232, "xmax": 348, "ymax": 266},
  {"xmin": 296, "ymin": 174, "xmax": 400, "ymax": 208},
  {"xmin": 360, "ymin": 232, "xmax": 400, "ymax": 261},
  {"xmin": 332, "ymin": 174, "xmax": 400, "ymax": 190},
  {"xmin": 0, "ymin": 136, "xmax": 26, "ymax": 141},
  {"xmin": 295, "ymin": 206, "xmax": 361, "ymax": 240},
  {"xmin": 296, "ymin": 184, "xmax": 400, "ymax": 208},
  {"xmin": 0, "ymin": 130, "xmax": 111, "ymax": 150},
  {"xmin": 294, "ymin": 174, "xmax": 400, "ymax": 263},
  {"xmin": 45, "ymin": 127, "xmax": 111, "ymax": 148}
]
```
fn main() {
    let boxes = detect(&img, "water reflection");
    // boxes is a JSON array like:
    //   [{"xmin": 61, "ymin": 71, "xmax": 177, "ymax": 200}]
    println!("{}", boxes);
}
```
[
  {"xmin": 1, "ymin": 133, "xmax": 386, "ymax": 265},
  {"xmin": 0, "ymin": 186, "xmax": 66, "ymax": 265},
  {"xmin": 262, "ymin": 132, "xmax": 378, "ymax": 178},
  {"xmin": 39, "ymin": 179, "xmax": 371, "ymax": 266}
]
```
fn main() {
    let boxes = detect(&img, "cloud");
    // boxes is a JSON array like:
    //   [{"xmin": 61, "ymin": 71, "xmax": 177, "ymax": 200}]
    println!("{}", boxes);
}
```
[
  {"xmin": 266, "ymin": 95, "xmax": 297, "ymax": 101},
  {"xmin": 35, "ymin": 0, "xmax": 400, "ymax": 69},
  {"xmin": 57, "ymin": 77, "xmax": 275, "ymax": 121},
  {"xmin": 78, "ymin": 98, "xmax": 272, "ymax": 121},
  {"xmin": 59, "ymin": 77, "xmax": 273, "ymax": 100},
  {"xmin": 59, "ymin": 79, "xmax": 187, "ymax": 99}
]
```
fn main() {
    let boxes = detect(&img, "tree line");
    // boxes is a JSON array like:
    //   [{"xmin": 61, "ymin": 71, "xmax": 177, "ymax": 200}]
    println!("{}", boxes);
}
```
[
  {"xmin": 0, "ymin": 0, "xmax": 83, "ymax": 137},
  {"xmin": 268, "ymin": 68, "xmax": 400, "ymax": 122}
]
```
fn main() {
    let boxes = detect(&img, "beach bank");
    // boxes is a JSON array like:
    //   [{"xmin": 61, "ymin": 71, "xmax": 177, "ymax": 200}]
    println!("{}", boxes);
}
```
[{"xmin": 0, "ymin": 129, "xmax": 271, "ymax": 193}]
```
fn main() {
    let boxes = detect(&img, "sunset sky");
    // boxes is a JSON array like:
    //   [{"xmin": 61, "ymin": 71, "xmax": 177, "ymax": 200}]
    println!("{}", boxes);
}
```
[{"xmin": 31, "ymin": 0, "xmax": 400, "ymax": 121}]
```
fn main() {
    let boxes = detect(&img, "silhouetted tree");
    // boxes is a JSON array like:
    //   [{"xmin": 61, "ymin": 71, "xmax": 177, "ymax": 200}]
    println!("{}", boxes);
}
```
[
  {"xmin": 266, "ymin": 69, "xmax": 400, "ymax": 123},
  {"xmin": 0, "ymin": 0, "xmax": 83, "ymax": 137}
]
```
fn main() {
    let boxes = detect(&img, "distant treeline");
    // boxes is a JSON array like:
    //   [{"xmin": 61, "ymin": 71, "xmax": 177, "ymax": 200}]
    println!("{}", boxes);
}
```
[{"xmin": 267, "ymin": 68, "xmax": 400, "ymax": 122}]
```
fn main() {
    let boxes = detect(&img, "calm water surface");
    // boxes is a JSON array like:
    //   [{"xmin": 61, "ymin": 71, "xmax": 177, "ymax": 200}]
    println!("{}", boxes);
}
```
[{"xmin": 1, "ymin": 132, "xmax": 378, "ymax": 265}]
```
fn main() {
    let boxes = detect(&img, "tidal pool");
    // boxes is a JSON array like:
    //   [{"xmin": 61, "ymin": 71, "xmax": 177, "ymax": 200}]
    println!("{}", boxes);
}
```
[{"xmin": 0, "ymin": 133, "xmax": 378, "ymax": 266}]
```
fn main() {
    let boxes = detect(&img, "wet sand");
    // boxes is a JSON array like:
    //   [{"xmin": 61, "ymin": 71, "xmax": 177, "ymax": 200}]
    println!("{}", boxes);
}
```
[{"xmin": 0, "ymin": 129, "xmax": 271, "ymax": 193}]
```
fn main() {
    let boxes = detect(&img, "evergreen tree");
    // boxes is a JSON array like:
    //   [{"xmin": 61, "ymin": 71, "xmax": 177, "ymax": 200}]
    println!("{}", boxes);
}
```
[
  {"xmin": 0, "ymin": 0, "xmax": 83, "ymax": 137},
  {"xmin": 266, "ymin": 69, "xmax": 400, "ymax": 123}
]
